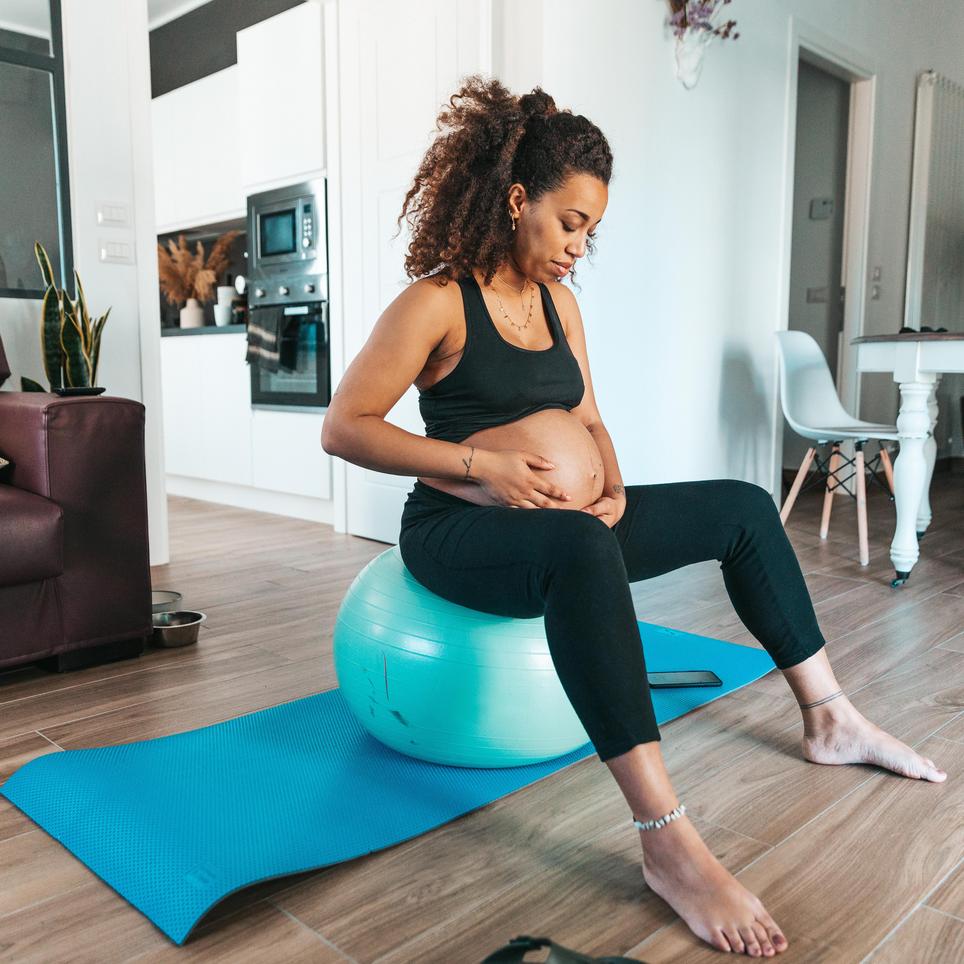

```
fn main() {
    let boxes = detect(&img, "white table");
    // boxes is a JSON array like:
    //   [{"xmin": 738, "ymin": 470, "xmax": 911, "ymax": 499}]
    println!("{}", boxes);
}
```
[{"xmin": 851, "ymin": 333, "xmax": 964, "ymax": 585}]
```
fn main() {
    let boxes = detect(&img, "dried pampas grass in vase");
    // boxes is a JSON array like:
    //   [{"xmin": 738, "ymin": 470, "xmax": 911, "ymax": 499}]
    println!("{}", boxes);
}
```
[{"xmin": 157, "ymin": 230, "xmax": 240, "ymax": 328}]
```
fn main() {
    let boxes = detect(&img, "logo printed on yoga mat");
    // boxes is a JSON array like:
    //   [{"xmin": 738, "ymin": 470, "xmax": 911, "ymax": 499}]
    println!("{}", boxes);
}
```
[{"xmin": 184, "ymin": 866, "xmax": 218, "ymax": 890}]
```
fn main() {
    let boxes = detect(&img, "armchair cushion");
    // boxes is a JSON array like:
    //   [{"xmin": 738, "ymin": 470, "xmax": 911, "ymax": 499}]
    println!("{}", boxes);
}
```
[{"xmin": 0, "ymin": 487, "xmax": 63, "ymax": 586}]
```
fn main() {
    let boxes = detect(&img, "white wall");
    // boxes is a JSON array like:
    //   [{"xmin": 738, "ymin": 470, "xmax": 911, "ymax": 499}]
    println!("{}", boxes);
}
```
[
  {"xmin": 497, "ymin": 0, "xmax": 964, "ymax": 489},
  {"xmin": 0, "ymin": 0, "xmax": 170, "ymax": 564}
]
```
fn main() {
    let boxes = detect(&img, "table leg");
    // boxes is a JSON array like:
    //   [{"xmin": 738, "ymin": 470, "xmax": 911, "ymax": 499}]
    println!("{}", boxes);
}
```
[
  {"xmin": 890, "ymin": 381, "xmax": 932, "ymax": 584},
  {"xmin": 916, "ymin": 377, "xmax": 940, "ymax": 536}
]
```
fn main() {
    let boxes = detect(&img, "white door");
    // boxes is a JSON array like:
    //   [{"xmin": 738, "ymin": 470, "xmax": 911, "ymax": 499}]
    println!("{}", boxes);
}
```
[
  {"xmin": 334, "ymin": 0, "xmax": 491, "ymax": 543},
  {"xmin": 783, "ymin": 59, "xmax": 851, "ymax": 472}
]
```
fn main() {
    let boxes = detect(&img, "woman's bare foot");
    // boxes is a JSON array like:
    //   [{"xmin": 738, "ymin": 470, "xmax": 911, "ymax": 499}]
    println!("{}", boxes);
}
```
[
  {"xmin": 800, "ymin": 695, "xmax": 947, "ymax": 781},
  {"xmin": 640, "ymin": 817, "xmax": 788, "ymax": 956}
]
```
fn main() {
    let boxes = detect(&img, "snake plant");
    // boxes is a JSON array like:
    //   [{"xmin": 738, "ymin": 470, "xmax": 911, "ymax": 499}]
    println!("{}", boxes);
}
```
[{"xmin": 21, "ymin": 242, "xmax": 111, "ymax": 392}]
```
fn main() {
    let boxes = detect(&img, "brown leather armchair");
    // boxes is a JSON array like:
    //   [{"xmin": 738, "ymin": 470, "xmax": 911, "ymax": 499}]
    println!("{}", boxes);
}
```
[{"xmin": 0, "ymin": 335, "xmax": 152, "ymax": 672}]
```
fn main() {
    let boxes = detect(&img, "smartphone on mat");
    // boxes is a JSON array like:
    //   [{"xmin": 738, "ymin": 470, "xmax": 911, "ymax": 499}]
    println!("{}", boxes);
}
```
[{"xmin": 647, "ymin": 670, "xmax": 722, "ymax": 688}]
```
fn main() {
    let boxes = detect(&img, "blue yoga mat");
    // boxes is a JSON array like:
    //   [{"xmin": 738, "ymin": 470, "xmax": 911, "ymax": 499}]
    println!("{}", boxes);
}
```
[{"xmin": 2, "ymin": 622, "xmax": 775, "ymax": 945}]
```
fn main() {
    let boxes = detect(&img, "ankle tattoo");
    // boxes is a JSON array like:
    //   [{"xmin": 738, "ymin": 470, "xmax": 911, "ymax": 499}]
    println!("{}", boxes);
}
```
[{"xmin": 799, "ymin": 689, "xmax": 844, "ymax": 710}]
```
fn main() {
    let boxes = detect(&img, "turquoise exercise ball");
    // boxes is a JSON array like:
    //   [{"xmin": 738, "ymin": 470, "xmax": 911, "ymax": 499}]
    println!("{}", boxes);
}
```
[{"xmin": 333, "ymin": 546, "xmax": 590, "ymax": 768}]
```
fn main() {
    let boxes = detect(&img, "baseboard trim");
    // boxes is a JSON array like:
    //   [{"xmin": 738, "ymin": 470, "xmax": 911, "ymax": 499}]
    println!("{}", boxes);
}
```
[
  {"xmin": 781, "ymin": 455, "xmax": 963, "ymax": 492},
  {"xmin": 166, "ymin": 475, "xmax": 334, "ymax": 524}
]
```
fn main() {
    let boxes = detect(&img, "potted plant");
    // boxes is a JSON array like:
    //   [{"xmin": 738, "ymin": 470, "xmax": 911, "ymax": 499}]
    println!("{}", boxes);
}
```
[
  {"xmin": 157, "ymin": 231, "xmax": 239, "ymax": 329},
  {"xmin": 667, "ymin": 0, "xmax": 739, "ymax": 90},
  {"xmin": 21, "ymin": 242, "xmax": 111, "ymax": 394}
]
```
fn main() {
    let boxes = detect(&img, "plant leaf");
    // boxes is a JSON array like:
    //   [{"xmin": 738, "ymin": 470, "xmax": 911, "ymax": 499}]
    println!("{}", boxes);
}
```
[
  {"xmin": 40, "ymin": 286, "xmax": 63, "ymax": 390},
  {"xmin": 34, "ymin": 241, "xmax": 56, "ymax": 290},
  {"xmin": 20, "ymin": 375, "xmax": 48, "ymax": 392},
  {"xmin": 74, "ymin": 270, "xmax": 94, "ymax": 358},
  {"xmin": 90, "ymin": 307, "xmax": 110, "ymax": 384},
  {"xmin": 61, "ymin": 299, "xmax": 92, "ymax": 387}
]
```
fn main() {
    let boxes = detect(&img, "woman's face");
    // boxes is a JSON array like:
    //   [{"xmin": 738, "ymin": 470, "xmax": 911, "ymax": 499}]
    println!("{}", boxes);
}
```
[{"xmin": 509, "ymin": 172, "xmax": 608, "ymax": 283}]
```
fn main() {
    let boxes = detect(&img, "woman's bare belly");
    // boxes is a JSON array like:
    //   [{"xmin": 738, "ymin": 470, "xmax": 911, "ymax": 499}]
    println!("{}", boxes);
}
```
[{"xmin": 418, "ymin": 408, "xmax": 605, "ymax": 510}]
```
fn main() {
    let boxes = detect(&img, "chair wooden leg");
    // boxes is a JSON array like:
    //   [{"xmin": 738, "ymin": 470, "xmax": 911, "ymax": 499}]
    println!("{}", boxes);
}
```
[
  {"xmin": 855, "ymin": 446, "xmax": 869, "ymax": 565},
  {"xmin": 780, "ymin": 447, "xmax": 816, "ymax": 525},
  {"xmin": 879, "ymin": 445, "xmax": 895, "ymax": 496},
  {"xmin": 820, "ymin": 443, "xmax": 841, "ymax": 539}
]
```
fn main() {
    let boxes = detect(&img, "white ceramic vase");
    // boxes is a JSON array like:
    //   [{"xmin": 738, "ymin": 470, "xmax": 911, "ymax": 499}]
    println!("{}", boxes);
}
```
[
  {"xmin": 179, "ymin": 297, "xmax": 204, "ymax": 329},
  {"xmin": 675, "ymin": 30, "xmax": 713, "ymax": 90}
]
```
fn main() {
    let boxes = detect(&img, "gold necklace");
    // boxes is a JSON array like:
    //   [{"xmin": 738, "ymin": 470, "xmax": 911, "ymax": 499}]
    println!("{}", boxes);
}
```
[{"xmin": 492, "ymin": 271, "xmax": 534, "ymax": 332}]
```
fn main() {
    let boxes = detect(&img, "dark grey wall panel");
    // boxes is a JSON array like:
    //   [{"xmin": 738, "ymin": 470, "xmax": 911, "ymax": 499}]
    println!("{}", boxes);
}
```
[{"xmin": 150, "ymin": 0, "xmax": 305, "ymax": 99}]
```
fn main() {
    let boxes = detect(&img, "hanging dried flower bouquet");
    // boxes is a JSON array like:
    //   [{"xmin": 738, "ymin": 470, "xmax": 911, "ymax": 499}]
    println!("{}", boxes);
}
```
[{"xmin": 667, "ymin": 1, "xmax": 740, "ymax": 90}]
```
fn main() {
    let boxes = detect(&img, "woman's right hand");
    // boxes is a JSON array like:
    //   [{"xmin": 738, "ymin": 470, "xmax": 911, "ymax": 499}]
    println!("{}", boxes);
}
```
[{"xmin": 471, "ymin": 449, "xmax": 573, "ymax": 508}]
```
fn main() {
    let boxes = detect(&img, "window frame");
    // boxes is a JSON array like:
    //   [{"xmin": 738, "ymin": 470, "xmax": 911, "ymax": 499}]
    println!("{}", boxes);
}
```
[{"xmin": 0, "ymin": 0, "xmax": 73, "ymax": 300}]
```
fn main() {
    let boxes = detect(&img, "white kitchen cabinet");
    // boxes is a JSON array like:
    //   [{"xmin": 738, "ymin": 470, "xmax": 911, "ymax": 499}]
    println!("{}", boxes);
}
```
[
  {"xmin": 251, "ymin": 409, "xmax": 331, "ymax": 500},
  {"xmin": 161, "ymin": 333, "xmax": 252, "ymax": 485},
  {"xmin": 160, "ymin": 336, "xmax": 204, "ymax": 477},
  {"xmin": 197, "ymin": 334, "xmax": 253, "ymax": 486},
  {"xmin": 160, "ymin": 333, "xmax": 332, "ymax": 504},
  {"xmin": 152, "ymin": 66, "xmax": 244, "ymax": 232},
  {"xmin": 236, "ymin": 1, "xmax": 325, "ymax": 191}
]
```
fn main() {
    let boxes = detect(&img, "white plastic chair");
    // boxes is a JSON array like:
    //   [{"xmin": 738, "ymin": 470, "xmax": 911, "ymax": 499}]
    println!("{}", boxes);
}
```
[{"xmin": 776, "ymin": 331, "xmax": 899, "ymax": 566}]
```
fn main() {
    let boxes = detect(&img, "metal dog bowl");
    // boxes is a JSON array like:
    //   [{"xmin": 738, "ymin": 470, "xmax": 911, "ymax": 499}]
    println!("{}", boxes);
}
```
[
  {"xmin": 152, "ymin": 590, "xmax": 183, "ymax": 614},
  {"xmin": 152, "ymin": 610, "xmax": 206, "ymax": 648}
]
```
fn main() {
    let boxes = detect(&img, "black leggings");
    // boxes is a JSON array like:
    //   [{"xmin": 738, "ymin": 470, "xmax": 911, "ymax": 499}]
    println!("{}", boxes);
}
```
[{"xmin": 398, "ymin": 479, "xmax": 825, "ymax": 762}]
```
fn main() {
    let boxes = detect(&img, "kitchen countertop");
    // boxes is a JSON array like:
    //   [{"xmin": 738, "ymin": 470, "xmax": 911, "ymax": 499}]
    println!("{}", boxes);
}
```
[{"xmin": 161, "ymin": 324, "xmax": 246, "ymax": 337}]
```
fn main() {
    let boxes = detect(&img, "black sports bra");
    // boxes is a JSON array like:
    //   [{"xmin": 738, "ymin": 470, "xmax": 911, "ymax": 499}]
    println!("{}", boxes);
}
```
[{"xmin": 417, "ymin": 275, "xmax": 586, "ymax": 443}]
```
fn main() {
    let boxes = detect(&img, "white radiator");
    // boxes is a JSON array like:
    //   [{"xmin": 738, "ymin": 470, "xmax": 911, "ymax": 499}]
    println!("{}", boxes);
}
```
[{"xmin": 905, "ymin": 70, "xmax": 964, "ymax": 331}]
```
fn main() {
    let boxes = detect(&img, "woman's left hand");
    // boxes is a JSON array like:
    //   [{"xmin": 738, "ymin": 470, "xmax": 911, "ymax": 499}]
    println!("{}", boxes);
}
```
[{"xmin": 580, "ymin": 494, "xmax": 626, "ymax": 528}]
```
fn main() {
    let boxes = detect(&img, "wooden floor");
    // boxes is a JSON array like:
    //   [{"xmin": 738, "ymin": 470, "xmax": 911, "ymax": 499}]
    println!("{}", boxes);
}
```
[{"xmin": 1, "ymin": 474, "xmax": 962, "ymax": 963}]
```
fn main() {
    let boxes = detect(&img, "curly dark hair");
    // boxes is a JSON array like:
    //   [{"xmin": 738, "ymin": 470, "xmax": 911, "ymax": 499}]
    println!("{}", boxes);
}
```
[{"xmin": 398, "ymin": 76, "xmax": 613, "ymax": 285}]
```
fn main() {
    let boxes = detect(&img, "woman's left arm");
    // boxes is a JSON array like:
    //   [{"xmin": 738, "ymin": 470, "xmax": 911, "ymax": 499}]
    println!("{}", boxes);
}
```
[
  {"xmin": 584, "ymin": 423, "xmax": 627, "ymax": 526},
  {"xmin": 551, "ymin": 284, "xmax": 627, "ymax": 527}
]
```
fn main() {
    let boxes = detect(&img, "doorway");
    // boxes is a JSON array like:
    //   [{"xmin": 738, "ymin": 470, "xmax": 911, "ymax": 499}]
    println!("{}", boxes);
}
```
[
  {"xmin": 774, "ymin": 26, "xmax": 876, "ymax": 496},
  {"xmin": 783, "ymin": 59, "xmax": 851, "ymax": 474}
]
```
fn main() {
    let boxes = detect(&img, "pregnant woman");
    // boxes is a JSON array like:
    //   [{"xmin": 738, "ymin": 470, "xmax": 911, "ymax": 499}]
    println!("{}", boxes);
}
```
[{"xmin": 321, "ymin": 77, "xmax": 947, "ymax": 958}]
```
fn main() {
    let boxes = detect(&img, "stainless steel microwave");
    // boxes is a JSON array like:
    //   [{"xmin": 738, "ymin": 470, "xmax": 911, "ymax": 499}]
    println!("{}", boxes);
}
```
[{"xmin": 246, "ymin": 178, "xmax": 328, "ymax": 296}]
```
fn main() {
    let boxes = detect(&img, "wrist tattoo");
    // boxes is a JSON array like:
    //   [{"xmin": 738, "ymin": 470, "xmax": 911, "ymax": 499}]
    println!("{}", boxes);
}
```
[
  {"xmin": 462, "ymin": 445, "xmax": 475, "ymax": 481},
  {"xmin": 799, "ymin": 689, "xmax": 844, "ymax": 710}
]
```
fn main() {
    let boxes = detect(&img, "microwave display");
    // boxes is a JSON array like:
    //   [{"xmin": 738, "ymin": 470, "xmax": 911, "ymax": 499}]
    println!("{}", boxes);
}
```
[{"xmin": 260, "ymin": 210, "xmax": 297, "ymax": 257}]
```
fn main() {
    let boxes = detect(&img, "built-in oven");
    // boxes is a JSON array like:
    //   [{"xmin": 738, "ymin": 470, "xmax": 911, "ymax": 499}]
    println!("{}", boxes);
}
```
[
  {"xmin": 246, "ymin": 178, "xmax": 330, "ymax": 409},
  {"xmin": 248, "ymin": 301, "xmax": 330, "ymax": 408}
]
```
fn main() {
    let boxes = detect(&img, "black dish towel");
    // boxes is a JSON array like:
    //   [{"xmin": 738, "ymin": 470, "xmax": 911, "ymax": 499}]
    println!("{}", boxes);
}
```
[{"xmin": 246, "ymin": 308, "xmax": 285, "ymax": 373}]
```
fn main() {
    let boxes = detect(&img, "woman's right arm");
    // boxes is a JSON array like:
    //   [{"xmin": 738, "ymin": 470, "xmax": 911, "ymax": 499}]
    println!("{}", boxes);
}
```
[{"xmin": 320, "ymin": 279, "xmax": 474, "ymax": 481}]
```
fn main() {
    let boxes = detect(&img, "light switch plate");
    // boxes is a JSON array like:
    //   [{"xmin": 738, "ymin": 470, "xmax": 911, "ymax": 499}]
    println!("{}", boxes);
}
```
[
  {"xmin": 96, "ymin": 201, "xmax": 130, "ymax": 228},
  {"xmin": 98, "ymin": 239, "xmax": 135, "ymax": 264},
  {"xmin": 809, "ymin": 198, "xmax": 834, "ymax": 220},
  {"xmin": 806, "ymin": 286, "xmax": 830, "ymax": 303}
]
